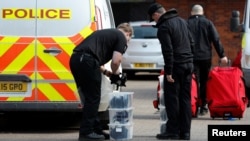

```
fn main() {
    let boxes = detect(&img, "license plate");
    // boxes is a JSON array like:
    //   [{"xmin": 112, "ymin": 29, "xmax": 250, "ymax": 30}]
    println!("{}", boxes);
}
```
[
  {"xmin": 133, "ymin": 63, "xmax": 155, "ymax": 68},
  {"xmin": 0, "ymin": 81, "xmax": 27, "ymax": 92}
]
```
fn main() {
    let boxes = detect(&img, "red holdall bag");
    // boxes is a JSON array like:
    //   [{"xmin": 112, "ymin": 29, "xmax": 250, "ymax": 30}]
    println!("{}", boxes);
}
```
[
  {"xmin": 206, "ymin": 65, "xmax": 248, "ymax": 119},
  {"xmin": 191, "ymin": 74, "xmax": 199, "ymax": 118},
  {"xmin": 232, "ymin": 50, "xmax": 242, "ymax": 69},
  {"xmin": 153, "ymin": 69, "xmax": 199, "ymax": 118}
]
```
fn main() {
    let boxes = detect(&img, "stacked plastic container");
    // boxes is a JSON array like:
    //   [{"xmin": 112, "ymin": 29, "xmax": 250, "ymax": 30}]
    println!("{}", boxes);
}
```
[
  {"xmin": 158, "ymin": 75, "xmax": 168, "ymax": 134},
  {"xmin": 108, "ymin": 91, "xmax": 134, "ymax": 141}
]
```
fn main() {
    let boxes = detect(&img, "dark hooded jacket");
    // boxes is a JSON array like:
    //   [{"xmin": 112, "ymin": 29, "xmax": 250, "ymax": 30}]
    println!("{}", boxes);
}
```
[
  {"xmin": 156, "ymin": 9, "xmax": 194, "ymax": 75},
  {"xmin": 187, "ymin": 15, "xmax": 225, "ymax": 60}
]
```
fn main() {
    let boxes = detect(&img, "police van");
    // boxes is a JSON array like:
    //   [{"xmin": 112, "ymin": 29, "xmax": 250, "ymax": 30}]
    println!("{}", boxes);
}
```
[{"xmin": 0, "ymin": 0, "xmax": 115, "ymax": 121}]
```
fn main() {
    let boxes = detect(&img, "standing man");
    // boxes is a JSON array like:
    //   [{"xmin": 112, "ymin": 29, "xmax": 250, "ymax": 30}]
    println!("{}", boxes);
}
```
[
  {"xmin": 187, "ymin": 4, "xmax": 228, "ymax": 115},
  {"xmin": 148, "ymin": 3, "xmax": 194, "ymax": 140},
  {"xmin": 69, "ymin": 23, "xmax": 133, "ymax": 141}
]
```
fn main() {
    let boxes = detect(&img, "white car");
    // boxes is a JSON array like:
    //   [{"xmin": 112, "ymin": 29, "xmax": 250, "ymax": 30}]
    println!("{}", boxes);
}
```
[{"xmin": 122, "ymin": 21, "xmax": 164, "ymax": 77}]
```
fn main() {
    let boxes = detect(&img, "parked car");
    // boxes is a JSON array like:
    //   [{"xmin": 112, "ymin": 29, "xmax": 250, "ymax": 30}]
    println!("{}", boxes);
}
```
[{"xmin": 121, "ymin": 21, "xmax": 164, "ymax": 77}]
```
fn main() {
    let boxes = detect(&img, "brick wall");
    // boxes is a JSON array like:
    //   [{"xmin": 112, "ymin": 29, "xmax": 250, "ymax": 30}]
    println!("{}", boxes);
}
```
[{"xmin": 156, "ymin": 0, "xmax": 245, "ymax": 66}]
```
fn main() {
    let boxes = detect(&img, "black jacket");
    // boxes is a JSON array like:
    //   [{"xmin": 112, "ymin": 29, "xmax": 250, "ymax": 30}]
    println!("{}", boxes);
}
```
[
  {"xmin": 156, "ymin": 9, "xmax": 193, "ymax": 75},
  {"xmin": 73, "ymin": 29, "xmax": 127, "ymax": 65},
  {"xmin": 187, "ymin": 15, "xmax": 225, "ymax": 60}
]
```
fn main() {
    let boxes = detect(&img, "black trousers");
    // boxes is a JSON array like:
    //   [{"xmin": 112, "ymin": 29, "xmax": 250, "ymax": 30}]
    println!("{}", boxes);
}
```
[
  {"xmin": 164, "ymin": 62, "xmax": 193, "ymax": 135},
  {"xmin": 69, "ymin": 52, "xmax": 102, "ymax": 135},
  {"xmin": 193, "ymin": 59, "xmax": 211, "ymax": 107}
]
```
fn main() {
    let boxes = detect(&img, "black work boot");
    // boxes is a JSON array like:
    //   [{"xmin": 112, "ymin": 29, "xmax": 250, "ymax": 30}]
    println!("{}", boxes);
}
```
[
  {"xmin": 180, "ymin": 133, "xmax": 190, "ymax": 140},
  {"xmin": 96, "ymin": 130, "xmax": 110, "ymax": 140},
  {"xmin": 78, "ymin": 132, "xmax": 105, "ymax": 141},
  {"xmin": 156, "ymin": 132, "xmax": 179, "ymax": 140},
  {"xmin": 199, "ymin": 106, "xmax": 208, "ymax": 116}
]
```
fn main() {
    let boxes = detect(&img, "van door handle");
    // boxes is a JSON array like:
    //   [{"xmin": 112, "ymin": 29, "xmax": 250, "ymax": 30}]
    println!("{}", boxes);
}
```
[{"xmin": 43, "ymin": 49, "xmax": 62, "ymax": 53}]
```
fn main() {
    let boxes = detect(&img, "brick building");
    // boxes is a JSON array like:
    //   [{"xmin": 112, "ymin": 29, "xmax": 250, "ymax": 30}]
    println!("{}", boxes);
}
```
[{"xmin": 111, "ymin": 0, "xmax": 246, "ymax": 66}]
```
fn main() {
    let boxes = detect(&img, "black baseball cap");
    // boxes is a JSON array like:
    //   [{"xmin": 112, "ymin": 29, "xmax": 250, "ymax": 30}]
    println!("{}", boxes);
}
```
[{"xmin": 148, "ymin": 3, "xmax": 163, "ymax": 21}]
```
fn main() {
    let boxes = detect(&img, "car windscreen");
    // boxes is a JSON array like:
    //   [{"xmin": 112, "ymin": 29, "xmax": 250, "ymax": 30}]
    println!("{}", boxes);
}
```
[{"xmin": 132, "ymin": 26, "xmax": 157, "ymax": 39}]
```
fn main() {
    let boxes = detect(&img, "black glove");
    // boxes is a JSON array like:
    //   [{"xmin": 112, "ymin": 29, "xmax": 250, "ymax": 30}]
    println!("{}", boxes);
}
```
[
  {"xmin": 120, "ymin": 73, "xmax": 127, "ymax": 87},
  {"xmin": 110, "ymin": 74, "xmax": 120, "ymax": 85}
]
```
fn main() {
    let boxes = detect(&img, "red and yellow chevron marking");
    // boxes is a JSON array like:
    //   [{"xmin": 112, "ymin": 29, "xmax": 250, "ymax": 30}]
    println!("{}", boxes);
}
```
[
  {"xmin": 0, "ymin": 0, "xmax": 98, "ymax": 104},
  {"xmin": 0, "ymin": 22, "xmax": 97, "ymax": 102},
  {"xmin": 0, "ymin": 37, "xmax": 35, "ymax": 72}
]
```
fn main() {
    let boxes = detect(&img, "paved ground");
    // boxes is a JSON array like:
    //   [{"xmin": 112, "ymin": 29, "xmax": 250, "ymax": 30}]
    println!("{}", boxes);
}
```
[
  {"xmin": 0, "ymin": 78, "xmax": 248, "ymax": 141},
  {"xmin": 116, "ymin": 80, "xmax": 250, "ymax": 141},
  {"xmin": 132, "ymin": 104, "xmax": 249, "ymax": 141}
]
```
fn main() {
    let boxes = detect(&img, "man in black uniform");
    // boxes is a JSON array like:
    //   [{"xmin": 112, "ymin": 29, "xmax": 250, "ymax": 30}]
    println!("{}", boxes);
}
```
[
  {"xmin": 69, "ymin": 23, "xmax": 133, "ymax": 141},
  {"xmin": 187, "ymin": 4, "xmax": 228, "ymax": 116},
  {"xmin": 148, "ymin": 3, "xmax": 194, "ymax": 140}
]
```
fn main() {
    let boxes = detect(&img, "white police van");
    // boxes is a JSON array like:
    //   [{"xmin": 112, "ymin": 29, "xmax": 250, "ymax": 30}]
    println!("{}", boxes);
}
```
[{"xmin": 0, "ymin": 0, "xmax": 116, "ymax": 126}]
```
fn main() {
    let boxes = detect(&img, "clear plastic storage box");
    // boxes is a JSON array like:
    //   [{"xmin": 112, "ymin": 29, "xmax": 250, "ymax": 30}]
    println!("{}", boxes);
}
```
[
  {"xmin": 109, "ymin": 108, "xmax": 133, "ymax": 124},
  {"xmin": 109, "ymin": 123, "xmax": 133, "ymax": 141},
  {"xmin": 109, "ymin": 92, "xmax": 134, "ymax": 108},
  {"xmin": 160, "ymin": 121, "xmax": 166, "ymax": 134},
  {"xmin": 159, "ymin": 105, "xmax": 167, "ymax": 121}
]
